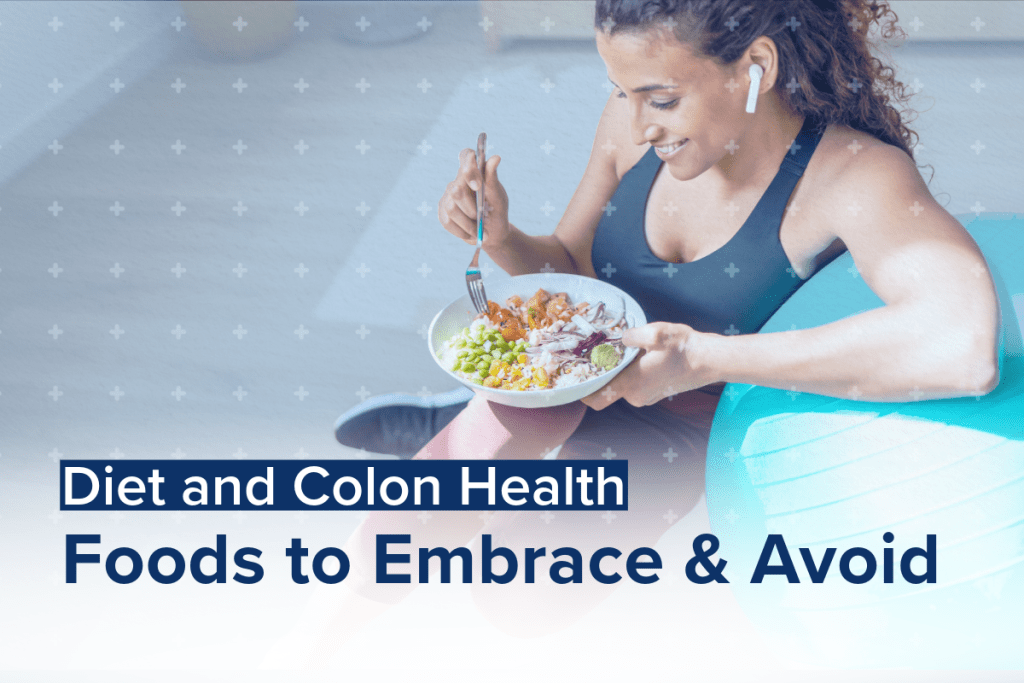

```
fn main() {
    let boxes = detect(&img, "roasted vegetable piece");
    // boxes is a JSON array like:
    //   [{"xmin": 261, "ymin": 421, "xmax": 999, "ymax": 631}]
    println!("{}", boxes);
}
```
[
  {"xmin": 499, "ymin": 316, "xmax": 524, "ymax": 341},
  {"xmin": 544, "ymin": 294, "xmax": 572, "ymax": 324},
  {"xmin": 526, "ymin": 307, "xmax": 542, "ymax": 330},
  {"xmin": 526, "ymin": 289, "xmax": 548, "ymax": 326}
]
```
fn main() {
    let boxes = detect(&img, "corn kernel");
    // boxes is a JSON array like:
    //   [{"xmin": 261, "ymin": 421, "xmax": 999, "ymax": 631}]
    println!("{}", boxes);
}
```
[
  {"xmin": 517, "ymin": 353, "xmax": 528, "ymax": 364},
  {"xmin": 532, "ymin": 367, "xmax": 549, "ymax": 388}
]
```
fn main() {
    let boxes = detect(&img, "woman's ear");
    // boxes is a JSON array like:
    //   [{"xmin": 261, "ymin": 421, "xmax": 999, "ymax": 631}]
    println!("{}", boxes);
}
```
[{"xmin": 745, "ymin": 36, "xmax": 780, "ymax": 93}]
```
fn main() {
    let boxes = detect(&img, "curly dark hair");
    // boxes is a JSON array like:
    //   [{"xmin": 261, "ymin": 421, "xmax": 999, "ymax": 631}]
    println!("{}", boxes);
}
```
[{"xmin": 595, "ymin": 0, "xmax": 918, "ymax": 161}]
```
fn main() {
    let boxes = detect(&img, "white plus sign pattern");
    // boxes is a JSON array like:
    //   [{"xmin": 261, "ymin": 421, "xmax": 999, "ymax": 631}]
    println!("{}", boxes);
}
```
[
  {"xmin": 0, "ymin": 5, "xmax": 1019, "ymax": 447},
  {"xmin": 0, "ymin": 1, "xmax": 1022, "ymax": 672},
  {"xmin": 1, "ymin": 3, "xmax": 617, "ymax": 471}
]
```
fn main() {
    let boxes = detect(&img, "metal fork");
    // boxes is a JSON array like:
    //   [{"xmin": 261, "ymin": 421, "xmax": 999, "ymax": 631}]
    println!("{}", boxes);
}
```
[{"xmin": 465, "ymin": 132, "xmax": 488, "ymax": 314}]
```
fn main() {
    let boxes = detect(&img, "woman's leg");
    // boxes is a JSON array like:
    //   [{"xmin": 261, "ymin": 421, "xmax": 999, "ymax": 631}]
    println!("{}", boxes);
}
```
[
  {"xmin": 262, "ymin": 394, "xmax": 587, "ymax": 668},
  {"xmin": 468, "ymin": 388, "xmax": 721, "ymax": 637},
  {"xmin": 342, "ymin": 394, "xmax": 588, "ymax": 600}
]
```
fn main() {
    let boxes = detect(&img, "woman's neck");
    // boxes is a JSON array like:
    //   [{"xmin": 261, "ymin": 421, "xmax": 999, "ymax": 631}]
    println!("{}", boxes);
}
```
[{"xmin": 707, "ymin": 94, "xmax": 806, "ymax": 191}]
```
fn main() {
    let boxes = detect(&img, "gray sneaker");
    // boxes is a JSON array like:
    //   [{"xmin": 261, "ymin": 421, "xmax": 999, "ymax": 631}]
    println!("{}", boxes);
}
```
[{"xmin": 333, "ymin": 387, "xmax": 474, "ymax": 458}]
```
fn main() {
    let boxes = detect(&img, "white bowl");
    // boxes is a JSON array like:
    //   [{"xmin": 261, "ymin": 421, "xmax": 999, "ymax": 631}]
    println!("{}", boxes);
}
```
[{"xmin": 428, "ymin": 273, "xmax": 648, "ymax": 408}]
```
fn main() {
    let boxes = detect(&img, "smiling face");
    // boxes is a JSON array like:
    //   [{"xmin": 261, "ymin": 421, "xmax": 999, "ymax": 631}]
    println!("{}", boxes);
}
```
[{"xmin": 596, "ymin": 27, "xmax": 750, "ymax": 181}]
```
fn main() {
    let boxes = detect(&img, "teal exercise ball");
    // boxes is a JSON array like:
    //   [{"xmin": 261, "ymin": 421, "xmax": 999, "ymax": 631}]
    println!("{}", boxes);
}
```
[{"xmin": 706, "ymin": 214, "xmax": 1024, "ymax": 668}]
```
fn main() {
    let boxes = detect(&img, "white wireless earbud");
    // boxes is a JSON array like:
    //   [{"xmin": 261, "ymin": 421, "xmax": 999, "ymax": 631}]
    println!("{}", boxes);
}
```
[{"xmin": 746, "ymin": 64, "xmax": 764, "ymax": 114}]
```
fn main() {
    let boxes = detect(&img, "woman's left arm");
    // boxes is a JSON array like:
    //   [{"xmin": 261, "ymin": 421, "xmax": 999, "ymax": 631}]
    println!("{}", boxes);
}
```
[{"xmin": 585, "ymin": 146, "xmax": 1001, "ymax": 409}]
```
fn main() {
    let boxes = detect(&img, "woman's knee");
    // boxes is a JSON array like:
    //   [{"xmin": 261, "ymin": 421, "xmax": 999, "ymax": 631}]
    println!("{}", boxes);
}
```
[{"xmin": 440, "ymin": 395, "xmax": 587, "ymax": 460}]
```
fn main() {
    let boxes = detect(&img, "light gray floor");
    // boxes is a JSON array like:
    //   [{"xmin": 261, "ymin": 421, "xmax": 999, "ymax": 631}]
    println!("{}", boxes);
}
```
[{"xmin": 2, "ymin": 3, "xmax": 559, "ymax": 469}]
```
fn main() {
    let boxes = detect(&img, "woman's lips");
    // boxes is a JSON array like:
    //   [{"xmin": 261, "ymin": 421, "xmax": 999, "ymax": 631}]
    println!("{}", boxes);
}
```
[{"xmin": 654, "ymin": 139, "xmax": 688, "ymax": 160}]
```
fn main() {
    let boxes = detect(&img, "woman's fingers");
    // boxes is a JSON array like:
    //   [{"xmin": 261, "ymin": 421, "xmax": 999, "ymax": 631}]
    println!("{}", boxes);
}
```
[
  {"xmin": 621, "ymin": 323, "xmax": 666, "ymax": 349},
  {"xmin": 484, "ymin": 155, "xmax": 501, "ymax": 191},
  {"xmin": 451, "ymin": 185, "xmax": 479, "ymax": 228},
  {"xmin": 439, "ymin": 195, "xmax": 477, "ymax": 243},
  {"xmin": 440, "ymin": 149, "xmax": 507, "ymax": 246},
  {"xmin": 581, "ymin": 369, "xmax": 631, "ymax": 411},
  {"xmin": 447, "ymin": 148, "xmax": 484, "ymax": 232},
  {"xmin": 620, "ymin": 327, "xmax": 643, "ymax": 349},
  {"xmin": 459, "ymin": 147, "xmax": 482, "ymax": 183}
]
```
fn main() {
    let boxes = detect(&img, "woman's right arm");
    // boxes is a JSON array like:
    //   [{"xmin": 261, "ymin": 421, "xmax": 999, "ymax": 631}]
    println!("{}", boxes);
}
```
[{"xmin": 438, "ymin": 93, "xmax": 629, "ymax": 278}]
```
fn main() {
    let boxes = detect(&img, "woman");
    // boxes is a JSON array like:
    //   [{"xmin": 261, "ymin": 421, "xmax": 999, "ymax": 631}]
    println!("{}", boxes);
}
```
[{"xmin": 271, "ymin": 0, "xmax": 1000, "ymax": 666}]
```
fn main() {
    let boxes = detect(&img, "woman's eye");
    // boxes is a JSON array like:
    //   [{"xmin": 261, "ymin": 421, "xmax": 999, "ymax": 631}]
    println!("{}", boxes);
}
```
[
  {"xmin": 650, "ymin": 99, "xmax": 678, "ymax": 111},
  {"xmin": 616, "ymin": 90, "xmax": 626, "ymax": 99}
]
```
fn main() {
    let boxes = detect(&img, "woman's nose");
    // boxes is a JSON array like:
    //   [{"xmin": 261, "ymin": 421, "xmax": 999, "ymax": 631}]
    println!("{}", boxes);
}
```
[{"xmin": 631, "ymin": 116, "xmax": 661, "ymax": 147}]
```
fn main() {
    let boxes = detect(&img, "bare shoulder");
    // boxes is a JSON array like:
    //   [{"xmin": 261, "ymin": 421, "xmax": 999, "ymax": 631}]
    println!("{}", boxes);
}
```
[
  {"xmin": 805, "ymin": 124, "xmax": 991, "ymax": 318},
  {"xmin": 812, "ymin": 124, "xmax": 919, "ymax": 192},
  {"xmin": 551, "ymin": 93, "xmax": 646, "ymax": 278},
  {"xmin": 594, "ymin": 91, "xmax": 649, "ymax": 179},
  {"xmin": 813, "ymin": 124, "xmax": 969, "ymax": 246}
]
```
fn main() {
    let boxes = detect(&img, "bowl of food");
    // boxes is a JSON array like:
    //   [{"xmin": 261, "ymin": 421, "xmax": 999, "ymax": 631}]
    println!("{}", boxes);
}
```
[{"xmin": 428, "ymin": 273, "xmax": 647, "ymax": 408}]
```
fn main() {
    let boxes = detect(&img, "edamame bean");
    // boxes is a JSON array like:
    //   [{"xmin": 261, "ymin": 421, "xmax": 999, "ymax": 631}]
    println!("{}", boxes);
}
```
[
  {"xmin": 462, "ymin": 362, "xmax": 477, "ymax": 373},
  {"xmin": 502, "ymin": 352, "xmax": 516, "ymax": 363}
]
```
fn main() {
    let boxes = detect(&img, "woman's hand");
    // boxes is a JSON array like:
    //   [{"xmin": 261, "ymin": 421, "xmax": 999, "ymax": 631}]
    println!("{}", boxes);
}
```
[
  {"xmin": 581, "ymin": 322, "xmax": 717, "ymax": 410},
  {"xmin": 438, "ymin": 149, "xmax": 509, "ymax": 247}
]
